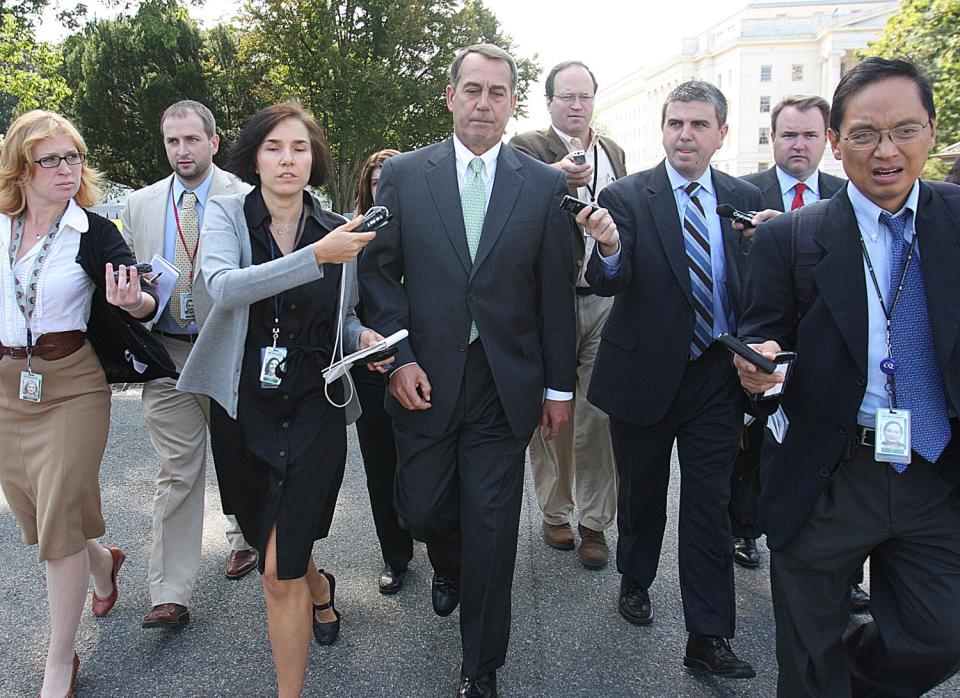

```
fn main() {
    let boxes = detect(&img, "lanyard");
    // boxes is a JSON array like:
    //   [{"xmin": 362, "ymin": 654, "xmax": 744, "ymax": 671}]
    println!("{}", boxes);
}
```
[
  {"xmin": 264, "ymin": 207, "xmax": 306, "ymax": 347},
  {"xmin": 170, "ymin": 184, "xmax": 201, "ymax": 283},
  {"xmin": 859, "ymin": 221, "xmax": 918, "ymax": 408},
  {"xmin": 7, "ymin": 208, "xmax": 67, "ymax": 361}
]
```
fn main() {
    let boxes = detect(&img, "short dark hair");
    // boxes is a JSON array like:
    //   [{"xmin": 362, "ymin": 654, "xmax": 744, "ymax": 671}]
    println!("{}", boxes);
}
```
[
  {"xmin": 449, "ymin": 44, "xmax": 518, "ymax": 93},
  {"xmin": 545, "ymin": 61, "xmax": 597, "ymax": 99},
  {"xmin": 227, "ymin": 101, "xmax": 333, "ymax": 188},
  {"xmin": 356, "ymin": 148, "xmax": 400, "ymax": 214},
  {"xmin": 661, "ymin": 80, "xmax": 727, "ymax": 126},
  {"xmin": 830, "ymin": 57, "xmax": 935, "ymax": 134},
  {"xmin": 161, "ymin": 100, "xmax": 216, "ymax": 138},
  {"xmin": 770, "ymin": 95, "xmax": 830, "ymax": 134}
]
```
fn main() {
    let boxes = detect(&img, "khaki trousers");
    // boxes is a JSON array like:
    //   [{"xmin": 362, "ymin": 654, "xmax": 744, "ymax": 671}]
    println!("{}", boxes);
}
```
[
  {"xmin": 529, "ymin": 292, "xmax": 617, "ymax": 531},
  {"xmin": 142, "ymin": 335, "xmax": 250, "ymax": 607}
]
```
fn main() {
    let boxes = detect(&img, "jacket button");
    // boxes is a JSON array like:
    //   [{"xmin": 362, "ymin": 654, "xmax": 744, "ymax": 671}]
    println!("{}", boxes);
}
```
[
  {"xmin": 818, "ymin": 467, "xmax": 831, "ymax": 478},
  {"xmin": 576, "ymin": 260, "xmax": 583, "ymax": 267},
  {"xmin": 288, "ymin": 332, "xmax": 296, "ymax": 340},
  {"xmin": 468, "ymin": 293, "xmax": 476, "ymax": 301},
  {"xmin": 459, "ymin": 343, "xmax": 467, "ymax": 352},
  {"xmin": 839, "ymin": 425, "xmax": 849, "ymax": 435},
  {"xmin": 289, "ymin": 303, "xmax": 297, "ymax": 311},
  {"xmin": 279, "ymin": 450, "xmax": 286, "ymax": 458},
  {"xmin": 856, "ymin": 377, "xmax": 866, "ymax": 386}
]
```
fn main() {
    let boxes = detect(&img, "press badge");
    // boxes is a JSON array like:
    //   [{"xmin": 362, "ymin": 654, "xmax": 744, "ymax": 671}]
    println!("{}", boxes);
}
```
[
  {"xmin": 259, "ymin": 346, "xmax": 287, "ymax": 389},
  {"xmin": 874, "ymin": 408, "xmax": 911, "ymax": 465},
  {"xmin": 19, "ymin": 370, "xmax": 42, "ymax": 403},
  {"xmin": 179, "ymin": 292, "xmax": 196, "ymax": 322}
]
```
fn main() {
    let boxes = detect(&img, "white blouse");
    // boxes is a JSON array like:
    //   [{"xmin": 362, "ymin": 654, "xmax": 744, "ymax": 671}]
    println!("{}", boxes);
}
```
[{"xmin": 0, "ymin": 200, "xmax": 95, "ymax": 347}]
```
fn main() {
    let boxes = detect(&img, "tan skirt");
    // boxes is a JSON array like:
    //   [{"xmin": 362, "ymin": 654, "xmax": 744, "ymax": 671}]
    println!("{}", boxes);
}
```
[{"xmin": 0, "ymin": 341, "xmax": 111, "ymax": 561}]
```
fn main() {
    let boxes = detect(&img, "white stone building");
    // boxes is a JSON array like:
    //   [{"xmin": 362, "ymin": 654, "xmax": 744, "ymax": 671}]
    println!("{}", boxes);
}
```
[{"xmin": 594, "ymin": 1, "xmax": 900, "ymax": 176}]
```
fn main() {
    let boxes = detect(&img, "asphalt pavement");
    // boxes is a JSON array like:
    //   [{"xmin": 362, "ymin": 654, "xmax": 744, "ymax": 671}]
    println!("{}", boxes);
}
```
[{"xmin": 1, "ymin": 388, "xmax": 957, "ymax": 697}]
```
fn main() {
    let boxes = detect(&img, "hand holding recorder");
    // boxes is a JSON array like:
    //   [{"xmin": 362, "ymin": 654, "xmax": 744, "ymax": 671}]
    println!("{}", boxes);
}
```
[
  {"xmin": 723, "ymin": 334, "xmax": 793, "ymax": 397},
  {"xmin": 561, "ymin": 195, "xmax": 619, "ymax": 256}
]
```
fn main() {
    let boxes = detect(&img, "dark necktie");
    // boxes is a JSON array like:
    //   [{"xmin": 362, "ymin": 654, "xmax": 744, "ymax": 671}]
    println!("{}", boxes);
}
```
[
  {"xmin": 790, "ymin": 182, "xmax": 808, "ymax": 210},
  {"xmin": 682, "ymin": 182, "xmax": 714, "ymax": 358},
  {"xmin": 880, "ymin": 211, "xmax": 951, "ymax": 468}
]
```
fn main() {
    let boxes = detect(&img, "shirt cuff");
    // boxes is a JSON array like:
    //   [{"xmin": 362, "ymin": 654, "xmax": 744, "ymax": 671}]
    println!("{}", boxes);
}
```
[
  {"xmin": 598, "ymin": 243, "xmax": 621, "ymax": 276},
  {"xmin": 545, "ymin": 389, "xmax": 573, "ymax": 401}
]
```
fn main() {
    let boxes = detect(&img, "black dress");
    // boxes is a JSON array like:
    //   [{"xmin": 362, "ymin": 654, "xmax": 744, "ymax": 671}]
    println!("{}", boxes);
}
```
[{"xmin": 210, "ymin": 190, "xmax": 346, "ymax": 579}]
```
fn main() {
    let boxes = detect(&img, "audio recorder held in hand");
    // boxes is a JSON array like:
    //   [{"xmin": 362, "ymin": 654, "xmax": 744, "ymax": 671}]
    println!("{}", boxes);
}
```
[{"xmin": 718, "ymin": 333, "xmax": 797, "ymax": 399}]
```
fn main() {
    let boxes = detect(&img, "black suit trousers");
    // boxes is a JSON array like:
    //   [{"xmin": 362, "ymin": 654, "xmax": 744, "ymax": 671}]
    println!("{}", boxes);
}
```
[
  {"xmin": 351, "ymin": 365, "xmax": 414, "ymax": 575},
  {"xmin": 770, "ymin": 438, "xmax": 960, "ymax": 697},
  {"xmin": 393, "ymin": 340, "xmax": 528, "ymax": 678},
  {"xmin": 611, "ymin": 343, "xmax": 741, "ymax": 638},
  {"xmin": 729, "ymin": 417, "xmax": 765, "ymax": 539}
]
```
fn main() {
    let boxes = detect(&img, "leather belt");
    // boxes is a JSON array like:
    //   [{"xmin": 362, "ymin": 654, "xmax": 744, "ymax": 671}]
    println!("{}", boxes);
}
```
[
  {"xmin": 153, "ymin": 330, "xmax": 198, "ymax": 343},
  {"xmin": 575, "ymin": 287, "xmax": 595, "ymax": 297},
  {"xmin": 0, "ymin": 330, "xmax": 85, "ymax": 361},
  {"xmin": 856, "ymin": 426, "xmax": 876, "ymax": 447}
]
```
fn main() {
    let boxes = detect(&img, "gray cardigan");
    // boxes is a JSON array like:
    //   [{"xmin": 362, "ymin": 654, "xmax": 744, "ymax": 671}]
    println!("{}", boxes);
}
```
[{"xmin": 177, "ymin": 191, "xmax": 364, "ymax": 422}]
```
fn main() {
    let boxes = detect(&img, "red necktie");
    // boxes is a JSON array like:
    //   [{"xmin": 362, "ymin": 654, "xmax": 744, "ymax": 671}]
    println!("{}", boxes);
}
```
[{"xmin": 790, "ymin": 182, "xmax": 808, "ymax": 210}]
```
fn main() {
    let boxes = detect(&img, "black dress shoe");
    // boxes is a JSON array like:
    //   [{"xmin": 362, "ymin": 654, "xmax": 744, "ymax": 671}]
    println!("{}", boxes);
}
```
[
  {"xmin": 683, "ymin": 633, "xmax": 756, "ymax": 678},
  {"xmin": 849, "ymin": 583, "xmax": 870, "ymax": 614},
  {"xmin": 378, "ymin": 563, "xmax": 405, "ymax": 595},
  {"xmin": 312, "ymin": 570, "xmax": 341, "ymax": 646},
  {"xmin": 458, "ymin": 670, "xmax": 497, "ymax": 697},
  {"xmin": 432, "ymin": 574, "xmax": 460, "ymax": 617},
  {"xmin": 733, "ymin": 537, "xmax": 760, "ymax": 568},
  {"xmin": 618, "ymin": 575, "xmax": 653, "ymax": 625}
]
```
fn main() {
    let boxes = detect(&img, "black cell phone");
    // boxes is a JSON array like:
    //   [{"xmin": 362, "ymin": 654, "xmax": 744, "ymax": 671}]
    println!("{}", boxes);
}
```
[
  {"xmin": 364, "ymin": 345, "xmax": 398, "ymax": 363},
  {"xmin": 357, "ymin": 205, "xmax": 392, "ymax": 232},
  {"xmin": 559, "ymin": 195, "xmax": 598, "ymax": 217},
  {"xmin": 717, "ymin": 333, "xmax": 777, "ymax": 374},
  {"xmin": 113, "ymin": 262, "xmax": 152, "ymax": 280},
  {"xmin": 716, "ymin": 204, "xmax": 757, "ymax": 227},
  {"xmin": 570, "ymin": 148, "xmax": 587, "ymax": 165}
]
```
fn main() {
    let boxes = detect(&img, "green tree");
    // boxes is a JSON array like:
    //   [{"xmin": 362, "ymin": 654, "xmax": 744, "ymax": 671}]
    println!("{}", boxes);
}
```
[
  {"xmin": 0, "ymin": 14, "xmax": 71, "ymax": 131},
  {"xmin": 868, "ymin": 0, "xmax": 960, "ymax": 150},
  {"xmin": 241, "ymin": 0, "xmax": 539, "ymax": 212}
]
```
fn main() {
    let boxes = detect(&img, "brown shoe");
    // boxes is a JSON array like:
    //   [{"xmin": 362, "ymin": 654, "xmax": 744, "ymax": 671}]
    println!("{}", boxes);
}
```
[
  {"xmin": 542, "ymin": 521, "xmax": 575, "ymax": 550},
  {"xmin": 225, "ymin": 548, "xmax": 259, "ymax": 579},
  {"xmin": 577, "ymin": 524, "xmax": 609, "ymax": 569},
  {"xmin": 142, "ymin": 603, "xmax": 190, "ymax": 629},
  {"xmin": 91, "ymin": 545, "xmax": 125, "ymax": 617}
]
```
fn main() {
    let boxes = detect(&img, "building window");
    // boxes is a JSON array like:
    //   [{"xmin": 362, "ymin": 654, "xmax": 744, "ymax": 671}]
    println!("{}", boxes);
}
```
[
  {"xmin": 757, "ymin": 162, "xmax": 769, "ymax": 172},
  {"xmin": 761, "ymin": 65, "xmax": 772, "ymax": 82},
  {"xmin": 760, "ymin": 96, "xmax": 771, "ymax": 113},
  {"xmin": 759, "ymin": 127, "xmax": 770, "ymax": 145},
  {"xmin": 792, "ymin": 64, "xmax": 803, "ymax": 81}
]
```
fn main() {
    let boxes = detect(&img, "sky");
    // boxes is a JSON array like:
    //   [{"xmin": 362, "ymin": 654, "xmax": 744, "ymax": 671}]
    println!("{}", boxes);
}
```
[{"xmin": 39, "ymin": 0, "xmax": 755, "ymax": 131}]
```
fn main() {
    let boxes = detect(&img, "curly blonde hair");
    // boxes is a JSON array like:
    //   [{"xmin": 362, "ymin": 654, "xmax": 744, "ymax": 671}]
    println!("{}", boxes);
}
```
[{"xmin": 0, "ymin": 110, "xmax": 102, "ymax": 215}]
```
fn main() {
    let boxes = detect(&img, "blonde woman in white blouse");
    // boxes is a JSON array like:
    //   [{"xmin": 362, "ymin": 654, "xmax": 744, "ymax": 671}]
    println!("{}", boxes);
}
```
[{"xmin": 0, "ymin": 111, "xmax": 157, "ymax": 698}]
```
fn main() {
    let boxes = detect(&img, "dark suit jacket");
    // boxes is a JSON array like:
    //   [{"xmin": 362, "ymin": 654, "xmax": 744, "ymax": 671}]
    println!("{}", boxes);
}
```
[
  {"xmin": 583, "ymin": 160, "xmax": 762, "ymax": 426},
  {"xmin": 741, "ymin": 166, "xmax": 845, "ymax": 212},
  {"xmin": 739, "ymin": 181, "xmax": 960, "ymax": 549},
  {"xmin": 510, "ymin": 127, "xmax": 627, "ymax": 274},
  {"xmin": 358, "ymin": 138, "xmax": 577, "ymax": 439}
]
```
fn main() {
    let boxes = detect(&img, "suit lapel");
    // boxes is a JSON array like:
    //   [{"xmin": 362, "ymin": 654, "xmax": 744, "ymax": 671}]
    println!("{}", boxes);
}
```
[
  {"xmin": 207, "ymin": 166, "xmax": 235, "ymax": 198},
  {"xmin": 810, "ymin": 193, "xmax": 869, "ymax": 375},
  {"xmin": 425, "ymin": 140, "xmax": 471, "ymax": 276},
  {"xmin": 916, "ymin": 182, "xmax": 960, "ymax": 372},
  {"xmin": 714, "ymin": 170, "xmax": 746, "ymax": 318},
  {"xmin": 145, "ymin": 174, "xmax": 174, "ymax": 258},
  {"xmin": 471, "ymin": 145, "xmax": 523, "ymax": 280},
  {"xmin": 544, "ymin": 127, "xmax": 570, "ymax": 164},
  {"xmin": 648, "ymin": 162, "xmax": 695, "ymax": 309},
  {"xmin": 760, "ymin": 169, "xmax": 785, "ymax": 212},
  {"xmin": 599, "ymin": 137, "xmax": 627, "ymax": 180}
]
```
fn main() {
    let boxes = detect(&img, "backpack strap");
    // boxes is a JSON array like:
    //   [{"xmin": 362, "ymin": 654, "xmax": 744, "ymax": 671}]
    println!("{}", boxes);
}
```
[{"xmin": 790, "ymin": 200, "xmax": 829, "ymax": 321}]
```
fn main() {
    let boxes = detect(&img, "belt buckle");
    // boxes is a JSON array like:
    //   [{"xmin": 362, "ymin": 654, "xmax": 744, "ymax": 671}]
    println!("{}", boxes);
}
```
[{"xmin": 859, "ymin": 427, "xmax": 875, "ymax": 447}]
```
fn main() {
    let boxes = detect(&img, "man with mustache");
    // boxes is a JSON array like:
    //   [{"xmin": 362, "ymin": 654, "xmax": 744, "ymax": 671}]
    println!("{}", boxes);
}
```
[{"xmin": 121, "ymin": 100, "xmax": 256, "ymax": 632}]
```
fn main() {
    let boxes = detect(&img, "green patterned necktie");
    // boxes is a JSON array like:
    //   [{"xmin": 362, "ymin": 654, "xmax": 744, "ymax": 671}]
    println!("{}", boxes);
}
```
[{"xmin": 461, "ymin": 156, "xmax": 486, "ymax": 342}]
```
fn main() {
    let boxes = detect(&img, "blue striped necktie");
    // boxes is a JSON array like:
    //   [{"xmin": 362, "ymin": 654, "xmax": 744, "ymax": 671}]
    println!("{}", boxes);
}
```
[
  {"xmin": 880, "ymin": 211, "xmax": 951, "ymax": 468},
  {"xmin": 682, "ymin": 182, "xmax": 714, "ymax": 358}
]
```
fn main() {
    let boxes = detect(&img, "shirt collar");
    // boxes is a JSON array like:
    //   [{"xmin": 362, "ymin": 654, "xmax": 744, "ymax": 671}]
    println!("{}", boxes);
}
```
[
  {"xmin": 453, "ymin": 134, "xmax": 501, "ymax": 173},
  {"xmin": 58, "ymin": 198, "xmax": 89, "ymax": 234},
  {"xmin": 664, "ymin": 158, "xmax": 715, "ymax": 198},
  {"xmin": 775, "ymin": 166, "xmax": 820, "ymax": 197},
  {"xmin": 173, "ymin": 166, "xmax": 216, "ymax": 206},
  {"xmin": 244, "ymin": 187, "xmax": 336, "ymax": 231},
  {"xmin": 551, "ymin": 125, "xmax": 594, "ymax": 152},
  {"xmin": 847, "ymin": 179, "xmax": 920, "ymax": 241}
]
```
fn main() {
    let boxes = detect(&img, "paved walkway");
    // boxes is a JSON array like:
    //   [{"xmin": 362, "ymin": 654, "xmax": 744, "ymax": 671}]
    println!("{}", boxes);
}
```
[{"xmin": 1, "ymin": 389, "xmax": 956, "ymax": 697}]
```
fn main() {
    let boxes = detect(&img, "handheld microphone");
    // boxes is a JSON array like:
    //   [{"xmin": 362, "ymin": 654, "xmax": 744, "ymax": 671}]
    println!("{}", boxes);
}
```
[
  {"xmin": 716, "ymin": 204, "xmax": 757, "ymax": 227},
  {"xmin": 357, "ymin": 205, "xmax": 392, "ymax": 232}
]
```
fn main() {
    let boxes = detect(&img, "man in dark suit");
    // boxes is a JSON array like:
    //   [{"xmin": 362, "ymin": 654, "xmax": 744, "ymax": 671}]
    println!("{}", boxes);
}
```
[
  {"xmin": 731, "ymin": 96, "xmax": 848, "ymax": 577},
  {"xmin": 736, "ymin": 57, "xmax": 960, "ymax": 696},
  {"xmin": 359, "ymin": 44, "xmax": 575, "ymax": 698},
  {"xmin": 578, "ymin": 80, "xmax": 762, "ymax": 677},
  {"xmin": 510, "ymin": 61, "xmax": 626, "ymax": 569}
]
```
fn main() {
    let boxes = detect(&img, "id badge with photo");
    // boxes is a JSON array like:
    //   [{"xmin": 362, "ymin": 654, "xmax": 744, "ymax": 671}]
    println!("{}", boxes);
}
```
[
  {"xmin": 874, "ymin": 408, "xmax": 911, "ymax": 465},
  {"xmin": 19, "ymin": 370, "xmax": 42, "ymax": 402},
  {"xmin": 179, "ymin": 292, "xmax": 196, "ymax": 322},
  {"xmin": 259, "ymin": 346, "xmax": 287, "ymax": 389}
]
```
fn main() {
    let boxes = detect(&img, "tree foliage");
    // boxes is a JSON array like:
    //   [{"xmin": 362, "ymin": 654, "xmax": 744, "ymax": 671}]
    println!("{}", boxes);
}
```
[
  {"xmin": 241, "ymin": 0, "xmax": 539, "ymax": 211},
  {"xmin": 0, "ymin": 14, "xmax": 71, "ymax": 131},
  {"xmin": 868, "ymin": 0, "xmax": 960, "ymax": 150}
]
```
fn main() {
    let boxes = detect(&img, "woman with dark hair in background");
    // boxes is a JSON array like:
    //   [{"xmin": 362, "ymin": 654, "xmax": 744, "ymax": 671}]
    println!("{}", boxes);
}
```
[
  {"xmin": 176, "ymin": 101, "xmax": 386, "ymax": 697},
  {"xmin": 352, "ymin": 149, "xmax": 414, "ymax": 593},
  {"xmin": 0, "ymin": 110, "xmax": 160, "ymax": 697}
]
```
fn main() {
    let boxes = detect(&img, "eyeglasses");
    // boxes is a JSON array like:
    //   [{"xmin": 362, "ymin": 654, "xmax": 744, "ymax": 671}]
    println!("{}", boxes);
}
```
[
  {"xmin": 34, "ymin": 153, "xmax": 86, "ymax": 168},
  {"xmin": 839, "ymin": 122, "xmax": 931, "ymax": 150},
  {"xmin": 553, "ymin": 93, "xmax": 595, "ymax": 105}
]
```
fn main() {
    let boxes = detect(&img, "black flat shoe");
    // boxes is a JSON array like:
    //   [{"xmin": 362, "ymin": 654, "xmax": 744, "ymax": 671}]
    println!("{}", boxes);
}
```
[
  {"xmin": 458, "ymin": 669, "xmax": 497, "ymax": 697},
  {"xmin": 683, "ymin": 633, "xmax": 756, "ymax": 678},
  {"xmin": 312, "ymin": 570, "xmax": 341, "ymax": 646},
  {"xmin": 432, "ymin": 574, "xmax": 460, "ymax": 617},
  {"xmin": 849, "ymin": 583, "xmax": 870, "ymax": 614},
  {"xmin": 733, "ymin": 537, "xmax": 760, "ymax": 568},
  {"xmin": 378, "ymin": 563, "xmax": 405, "ymax": 595},
  {"xmin": 618, "ymin": 575, "xmax": 653, "ymax": 625}
]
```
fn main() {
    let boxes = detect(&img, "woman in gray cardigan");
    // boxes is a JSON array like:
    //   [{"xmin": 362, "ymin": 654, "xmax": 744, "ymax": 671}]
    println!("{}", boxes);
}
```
[{"xmin": 177, "ymin": 102, "xmax": 384, "ymax": 697}]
